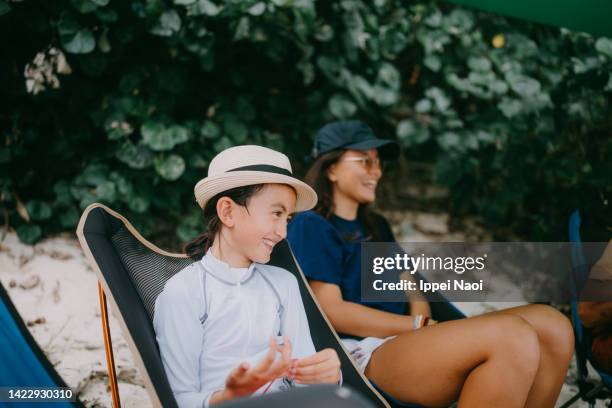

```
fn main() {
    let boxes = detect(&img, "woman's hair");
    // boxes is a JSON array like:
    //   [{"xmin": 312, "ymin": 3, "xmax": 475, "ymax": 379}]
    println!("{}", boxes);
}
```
[
  {"xmin": 184, "ymin": 184, "xmax": 265, "ymax": 258},
  {"xmin": 304, "ymin": 150, "xmax": 384, "ymax": 242}
]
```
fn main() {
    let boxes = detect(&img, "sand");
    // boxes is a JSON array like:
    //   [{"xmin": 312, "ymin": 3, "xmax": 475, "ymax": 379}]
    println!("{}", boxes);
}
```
[{"xmin": 0, "ymin": 232, "xmax": 149, "ymax": 408}]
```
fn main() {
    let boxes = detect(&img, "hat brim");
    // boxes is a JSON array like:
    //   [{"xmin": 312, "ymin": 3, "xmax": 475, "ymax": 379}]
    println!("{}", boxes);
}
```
[
  {"xmin": 194, "ymin": 171, "xmax": 317, "ymax": 212},
  {"xmin": 344, "ymin": 139, "xmax": 399, "ymax": 160}
]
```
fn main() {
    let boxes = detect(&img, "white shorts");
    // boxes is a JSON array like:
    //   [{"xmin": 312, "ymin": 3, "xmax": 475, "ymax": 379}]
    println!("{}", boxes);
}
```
[{"xmin": 341, "ymin": 336, "xmax": 395, "ymax": 372}]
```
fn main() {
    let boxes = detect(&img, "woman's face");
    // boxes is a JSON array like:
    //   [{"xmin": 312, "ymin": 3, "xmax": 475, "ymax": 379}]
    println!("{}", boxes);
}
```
[
  {"xmin": 327, "ymin": 148, "xmax": 382, "ymax": 205},
  {"xmin": 227, "ymin": 183, "xmax": 297, "ymax": 264}
]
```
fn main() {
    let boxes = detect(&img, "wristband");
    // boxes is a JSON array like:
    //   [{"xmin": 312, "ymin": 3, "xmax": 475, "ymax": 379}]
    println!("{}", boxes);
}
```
[{"xmin": 412, "ymin": 314, "xmax": 429, "ymax": 330}]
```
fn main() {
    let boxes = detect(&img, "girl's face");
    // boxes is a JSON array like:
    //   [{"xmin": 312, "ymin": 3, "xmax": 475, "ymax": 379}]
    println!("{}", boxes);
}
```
[
  {"xmin": 224, "ymin": 184, "xmax": 297, "ymax": 264},
  {"xmin": 327, "ymin": 148, "xmax": 382, "ymax": 205}
]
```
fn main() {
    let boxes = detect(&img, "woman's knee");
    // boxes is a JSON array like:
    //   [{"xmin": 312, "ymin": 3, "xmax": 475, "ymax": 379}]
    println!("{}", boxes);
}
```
[
  {"xmin": 485, "ymin": 315, "xmax": 541, "ymax": 376},
  {"xmin": 527, "ymin": 304, "xmax": 575, "ymax": 359}
]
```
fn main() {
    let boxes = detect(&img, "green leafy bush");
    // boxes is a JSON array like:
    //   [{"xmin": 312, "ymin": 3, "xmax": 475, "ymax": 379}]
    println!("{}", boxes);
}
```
[{"xmin": 1, "ymin": 0, "xmax": 610, "ymax": 245}]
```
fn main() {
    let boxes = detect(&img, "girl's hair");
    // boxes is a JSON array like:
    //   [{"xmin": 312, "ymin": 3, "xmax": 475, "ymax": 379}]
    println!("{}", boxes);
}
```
[
  {"xmin": 184, "ymin": 184, "xmax": 265, "ymax": 258},
  {"xmin": 304, "ymin": 150, "xmax": 384, "ymax": 242}
]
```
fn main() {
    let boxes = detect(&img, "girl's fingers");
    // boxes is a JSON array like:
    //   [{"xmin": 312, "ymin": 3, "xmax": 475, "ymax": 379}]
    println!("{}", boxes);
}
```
[
  {"xmin": 226, "ymin": 362, "xmax": 251, "ymax": 387},
  {"xmin": 265, "ymin": 337, "xmax": 292, "ymax": 376},
  {"xmin": 294, "ymin": 348, "xmax": 337, "ymax": 368},
  {"xmin": 255, "ymin": 338, "xmax": 278, "ymax": 373},
  {"xmin": 230, "ymin": 362, "xmax": 250, "ymax": 378},
  {"xmin": 285, "ymin": 336, "xmax": 292, "ymax": 348},
  {"xmin": 293, "ymin": 351, "xmax": 327, "ymax": 367},
  {"xmin": 266, "ymin": 350, "xmax": 292, "ymax": 378},
  {"xmin": 292, "ymin": 353, "xmax": 339, "ymax": 376},
  {"xmin": 290, "ymin": 351, "xmax": 340, "ymax": 382},
  {"xmin": 294, "ymin": 374, "xmax": 337, "ymax": 385},
  {"xmin": 292, "ymin": 364, "xmax": 317, "ymax": 376},
  {"xmin": 254, "ymin": 341, "xmax": 288, "ymax": 379},
  {"xmin": 292, "ymin": 367, "xmax": 340, "ymax": 383},
  {"xmin": 290, "ymin": 367, "xmax": 340, "ymax": 382},
  {"xmin": 293, "ymin": 372, "xmax": 338, "ymax": 384},
  {"xmin": 291, "ymin": 365, "xmax": 336, "ymax": 380},
  {"xmin": 280, "ymin": 338, "xmax": 292, "ymax": 363}
]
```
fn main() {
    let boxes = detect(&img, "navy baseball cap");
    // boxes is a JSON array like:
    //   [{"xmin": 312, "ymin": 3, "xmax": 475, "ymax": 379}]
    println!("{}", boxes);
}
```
[{"xmin": 310, "ymin": 120, "xmax": 399, "ymax": 161}]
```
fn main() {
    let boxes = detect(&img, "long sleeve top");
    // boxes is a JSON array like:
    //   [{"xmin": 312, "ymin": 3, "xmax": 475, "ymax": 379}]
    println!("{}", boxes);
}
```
[{"xmin": 153, "ymin": 248, "xmax": 318, "ymax": 408}]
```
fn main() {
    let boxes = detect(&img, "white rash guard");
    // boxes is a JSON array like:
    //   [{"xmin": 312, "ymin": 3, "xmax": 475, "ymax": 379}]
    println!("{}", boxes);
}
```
[{"xmin": 153, "ymin": 248, "xmax": 337, "ymax": 408}]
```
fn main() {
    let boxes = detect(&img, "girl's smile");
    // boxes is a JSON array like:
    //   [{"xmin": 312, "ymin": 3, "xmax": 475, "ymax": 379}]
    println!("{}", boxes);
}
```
[{"xmin": 262, "ymin": 238, "xmax": 279, "ymax": 253}]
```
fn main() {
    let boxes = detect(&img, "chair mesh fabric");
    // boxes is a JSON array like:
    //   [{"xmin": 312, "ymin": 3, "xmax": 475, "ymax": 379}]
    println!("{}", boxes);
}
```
[{"xmin": 110, "ymin": 226, "xmax": 197, "ymax": 321}]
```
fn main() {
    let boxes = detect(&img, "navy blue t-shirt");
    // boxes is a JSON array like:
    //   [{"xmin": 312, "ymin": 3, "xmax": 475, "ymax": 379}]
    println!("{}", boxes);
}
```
[{"xmin": 287, "ymin": 210, "xmax": 407, "ymax": 334}]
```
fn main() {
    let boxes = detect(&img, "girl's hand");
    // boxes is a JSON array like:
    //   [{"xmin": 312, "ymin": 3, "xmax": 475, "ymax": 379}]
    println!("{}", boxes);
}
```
[
  {"xmin": 289, "ymin": 348, "xmax": 341, "ymax": 384},
  {"xmin": 211, "ymin": 336, "xmax": 292, "ymax": 404}
]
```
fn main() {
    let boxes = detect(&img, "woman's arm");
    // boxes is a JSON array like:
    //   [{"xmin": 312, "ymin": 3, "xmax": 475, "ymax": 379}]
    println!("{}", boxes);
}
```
[
  {"xmin": 578, "ymin": 301, "xmax": 612, "ymax": 330},
  {"xmin": 409, "ymin": 298, "xmax": 432, "ymax": 318},
  {"xmin": 399, "ymin": 271, "xmax": 432, "ymax": 317},
  {"xmin": 309, "ymin": 280, "xmax": 424, "ymax": 338}
]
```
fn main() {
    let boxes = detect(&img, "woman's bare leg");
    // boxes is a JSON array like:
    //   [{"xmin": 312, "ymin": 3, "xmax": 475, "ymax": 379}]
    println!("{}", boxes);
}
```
[
  {"xmin": 364, "ymin": 313, "xmax": 541, "ymax": 407},
  {"xmin": 485, "ymin": 304, "xmax": 575, "ymax": 408}
]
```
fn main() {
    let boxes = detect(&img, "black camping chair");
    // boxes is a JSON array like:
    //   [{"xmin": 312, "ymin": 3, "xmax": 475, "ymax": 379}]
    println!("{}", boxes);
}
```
[
  {"xmin": 76, "ymin": 203, "xmax": 381, "ymax": 408},
  {"xmin": 76, "ymin": 203, "xmax": 463, "ymax": 408}
]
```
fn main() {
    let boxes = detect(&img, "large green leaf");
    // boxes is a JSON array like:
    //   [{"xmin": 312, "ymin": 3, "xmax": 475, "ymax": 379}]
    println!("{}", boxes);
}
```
[
  {"xmin": 141, "ymin": 122, "xmax": 190, "ymax": 151},
  {"xmin": 59, "ymin": 207, "xmax": 80, "ymax": 229},
  {"xmin": 154, "ymin": 154, "xmax": 186, "ymax": 180},
  {"xmin": 224, "ymin": 119, "xmax": 248, "ymax": 143},
  {"xmin": 17, "ymin": 225, "xmax": 42, "ymax": 245},
  {"xmin": 396, "ymin": 120, "xmax": 430, "ymax": 146},
  {"xmin": 192, "ymin": 0, "xmax": 222, "ymax": 16},
  {"xmin": 26, "ymin": 201, "xmax": 52, "ymax": 221},
  {"xmin": 329, "ymin": 94, "xmax": 357, "ymax": 118},
  {"xmin": 506, "ymin": 73, "xmax": 541, "ymax": 97},
  {"xmin": 116, "ymin": 141, "xmax": 153, "ymax": 169},
  {"xmin": 151, "ymin": 10, "xmax": 182, "ymax": 36},
  {"xmin": 248, "ymin": 2, "xmax": 266, "ymax": 16},
  {"xmin": 595, "ymin": 38, "xmax": 612, "ymax": 58},
  {"xmin": 200, "ymin": 121, "xmax": 221, "ymax": 139},
  {"xmin": 59, "ymin": 16, "xmax": 96, "ymax": 54},
  {"xmin": 142, "ymin": 122, "xmax": 172, "ymax": 150},
  {"xmin": 437, "ymin": 132, "xmax": 461, "ymax": 151}
]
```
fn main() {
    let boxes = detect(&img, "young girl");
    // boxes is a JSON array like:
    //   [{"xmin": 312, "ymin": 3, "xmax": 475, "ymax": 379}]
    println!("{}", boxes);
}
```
[
  {"xmin": 153, "ymin": 145, "xmax": 341, "ymax": 408},
  {"xmin": 287, "ymin": 120, "xmax": 575, "ymax": 408}
]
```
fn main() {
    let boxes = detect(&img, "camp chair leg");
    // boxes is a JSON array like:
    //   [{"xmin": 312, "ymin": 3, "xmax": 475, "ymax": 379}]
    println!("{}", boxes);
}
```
[
  {"xmin": 558, "ymin": 392, "xmax": 583, "ymax": 408},
  {"xmin": 584, "ymin": 383, "xmax": 606, "ymax": 405},
  {"xmin": 98, "ymin": 281, "xmax": 122, "ymax": 408}
]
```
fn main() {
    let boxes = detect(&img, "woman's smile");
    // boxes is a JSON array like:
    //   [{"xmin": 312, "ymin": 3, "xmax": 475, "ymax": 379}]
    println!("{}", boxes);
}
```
[{"xmin": 362, "ymin": 180, "xmax": 377, "ymax": 192}]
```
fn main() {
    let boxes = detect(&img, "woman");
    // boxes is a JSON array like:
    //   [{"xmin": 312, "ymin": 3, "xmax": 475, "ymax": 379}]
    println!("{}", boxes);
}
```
[
  {"xmin": 287, "ymin": 120, "xmax": 574, "ymax": 408},
  {"xmin": 153, "ymin": 145, "xmax": 341, "ymax": 408}
]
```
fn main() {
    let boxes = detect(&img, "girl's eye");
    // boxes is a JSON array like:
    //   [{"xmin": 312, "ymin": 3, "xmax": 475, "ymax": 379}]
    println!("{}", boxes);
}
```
[{"xmin": 273, "ymin": 211, "xmax": 282, "ymax": 217}]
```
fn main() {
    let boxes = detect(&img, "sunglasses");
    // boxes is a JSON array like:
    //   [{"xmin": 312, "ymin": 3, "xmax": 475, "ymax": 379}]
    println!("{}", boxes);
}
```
[{"xmin": 339, "ymin": 156, "xmax": 384, "ymax": 171}]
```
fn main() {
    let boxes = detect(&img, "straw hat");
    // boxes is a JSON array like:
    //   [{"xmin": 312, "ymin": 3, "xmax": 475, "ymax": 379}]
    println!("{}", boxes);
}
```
[{"xmin": 194, "ymin": 145, "xmax": 317, "ymax": 212}]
